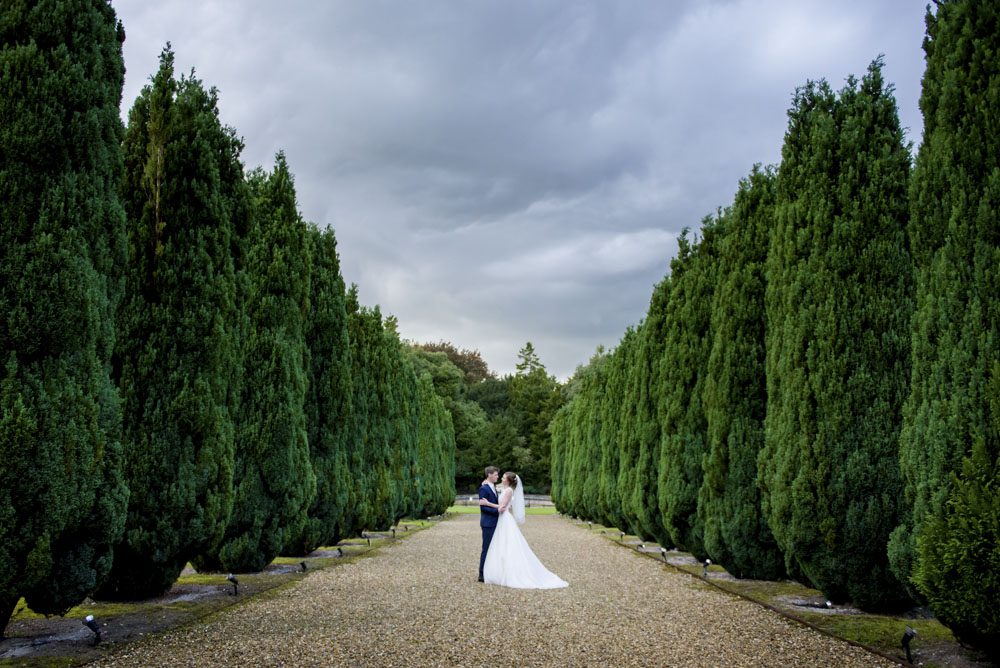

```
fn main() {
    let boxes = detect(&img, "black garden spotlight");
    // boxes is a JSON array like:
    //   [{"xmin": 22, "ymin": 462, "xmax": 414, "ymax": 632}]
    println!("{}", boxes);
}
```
[
  {"xmin": 300, "ymin": 561, "xmax": 308, "ymax": 572},
  {"xmin": 702, "ymin": 558, "xmax": 712, "ymax": 577},
  {"xmin": 902, "ymin": 626, "xmax": 917, "ymax": 664},
  {"xmin": 660, "ymin": 547, "xmax": 668, "ymax": 563},
  {"xmin": 226, "ymin": 573, "xmax": 239, "ymax": 596},
  {"xmin": 83, "ymin": 614, "xmax": 101, "ymax": 645},
  {"xmin": 619, "ymin": 531, "xmax": 625, "ymax": 542}
]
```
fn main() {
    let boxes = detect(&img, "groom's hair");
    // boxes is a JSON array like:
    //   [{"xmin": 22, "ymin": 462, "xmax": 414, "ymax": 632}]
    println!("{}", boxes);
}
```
[{"xmin": 485, "ymin": 466, "xmax": 499, "ymax": 477}]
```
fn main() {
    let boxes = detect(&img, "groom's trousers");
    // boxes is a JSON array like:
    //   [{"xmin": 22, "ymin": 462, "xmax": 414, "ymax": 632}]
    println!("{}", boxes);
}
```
[{"xmin": 479, "ymin": 525, "xmax": 496, "ymax": 580}]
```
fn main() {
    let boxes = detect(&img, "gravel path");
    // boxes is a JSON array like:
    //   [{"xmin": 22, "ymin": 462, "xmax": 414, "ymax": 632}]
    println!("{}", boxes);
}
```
[{"xmin": 94, "ymin": 514, "xmax": 893, "ymax": 667}]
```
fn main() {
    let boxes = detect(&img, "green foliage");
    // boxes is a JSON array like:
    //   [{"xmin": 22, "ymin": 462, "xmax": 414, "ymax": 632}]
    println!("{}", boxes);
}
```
[
  {"xmin": 551, "ymin": 350, "xmax": 608, "ymax": 520},
  {"xmin": 891, "ymin": 0, "xmax": 1000, "ymax": 652},
  {"xmin": 509, "ymin": 343, "xmax": 563, "ymax": 491},
  {"xmin": 409, "ymin": 348, "xmax": 464, "ymax": 404},
  {"xmin": 699, "ymin": 166, "xmax": 785, "ymax": 580},
  {"xmin": 656, "ymin": 224, "xmax": 719, "ymax": 559},
  {"xmin": 98, "ymin": 46, "xmax": 245, "ymax": 599},
  {"xmin": 0, "ymin": 0, "xmax": 129, "ymax": 632},
  {"xmin": 465, "ymin": 376, "xmax": 510, "ymax": 418},
  {"xmin": 284, "ymin": 224, "xmax": 353, "ymax": 555},
  {"xmin": 344, "ymin": 292, "xmax": 428, "ymax": 532},
  {"xmin": 198, "ymin": 154, "xmax": 316, "ymax": 572},
  {"xmin": 620, "ymin": 282, "xmax": 671, "ymax": 546},
  {"xmin": 415, "ymin": 341, "xmax": 492, "ymax": 385},
  {"xmin": 451, "ymin": 398, "xmax": 493, "ymax": 489},
  {"xmin": 411, "ymin": 370, "xmax": 457, "ymax": 517},
  {"xmin": 760, "ymin": 60, "xmax": 913, "ymax": 609},
  {"xmin": 594, "ymin": 330, "xmax": 629, "ymax": 530}
]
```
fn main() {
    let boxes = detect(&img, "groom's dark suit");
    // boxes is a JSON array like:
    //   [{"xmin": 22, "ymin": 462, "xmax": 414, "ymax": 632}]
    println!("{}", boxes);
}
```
[{"xmin": 478, "ymin": 482, "xmax": 499, "ymax": 581}]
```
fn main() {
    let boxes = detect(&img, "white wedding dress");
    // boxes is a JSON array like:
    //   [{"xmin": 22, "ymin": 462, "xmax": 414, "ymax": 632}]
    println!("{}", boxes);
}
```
[{"xmin": 483, "ymin": 477, "xmax": 568, "ymax": 589}]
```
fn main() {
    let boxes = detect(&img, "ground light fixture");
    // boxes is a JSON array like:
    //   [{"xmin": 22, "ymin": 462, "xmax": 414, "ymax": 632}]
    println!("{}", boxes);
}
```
[
  {"xmin": 703, "ymin": 559, "xmax": 712, "ymax": 577},
  {"xmin": 300, "ymin": 561, "xmax": 308, "ymax": 572},
  {"xmin": 660, "ymin": 547, "xmax": 668, "ymax": 562},
  {"xmin": 619, "ymin": 531, "xmax": 625, "ymax": 542},
  {"xmin": 83, "ymin": 615, "xmax": 101, "ymax": 645},
  {"xmin": 226, "ymin": 573, "xmax": 239, "ymax": 596},
  {"xmin": 902, "ymin": 626, "xmax": 917, "ymax": 664}
]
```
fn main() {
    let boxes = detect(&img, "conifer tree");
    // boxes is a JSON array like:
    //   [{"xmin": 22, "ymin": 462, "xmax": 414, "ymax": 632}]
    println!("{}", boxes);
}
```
[
  {"xmin": 509, "ymin": 343, "xmax": 562, "ymax": 490},
  {"xmin": 761, "ymin": 60, "xmax": 912, "ymax": 609},
  {"xmin": 341, "ymin": 286, "xmax": 376, "ymax": 537},
  {"xmin": 98, "ymin": 47, "xmax": 246, "ymax": 599},
  {"xmin": 619, "ymin": 277, "xmax": 672, "ymax": 546},
  {"xmin": 595, "ymin": 331, "xmax": 630, "ymax": 530},
  {"xmin": 198, "ymin": 154, "xmax": 315, "ymax": 572},
  {"xmin": 699, "ymin": 167, "xmax": 785, "ymax": 580},
  {"xmin": 556, "ymin": 352, "xmax": 608, "ymax": 519},
  {"xmin": 889, "ymin": 0, "xmax": 1000, "ymax": 650},
  {"xmin": 344, "ymin": 295, "xmax": 418, "ymax": 533},
  {"xmin": 0, "ymin": 0, "xmax": 129, "ymax": 632},
  {"xmin": 412, "ymin": 371, "xmax": 456, "ymax": 517},
  {"xmin": 284, "ymin": 224, "xmax": 353, "ymax": 555},
  {"xmin": 657, "ymin": 223, "xmax": 720, "ymax": 558},
  {"xmin": 380, "ymin": 328, "xmax": 419, "ymax": 525}
]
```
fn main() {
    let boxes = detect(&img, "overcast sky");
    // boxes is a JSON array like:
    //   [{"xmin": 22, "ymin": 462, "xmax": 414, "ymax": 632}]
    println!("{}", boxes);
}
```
[{"xmin": 112, "ymin": 1, "xmax": 928, "ymax": 379}]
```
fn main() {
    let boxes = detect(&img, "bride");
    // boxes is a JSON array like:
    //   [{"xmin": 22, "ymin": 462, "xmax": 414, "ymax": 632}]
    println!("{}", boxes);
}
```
[{"xmin": 479, "ymin": 472, "xmax": 568, "ymax": 589}]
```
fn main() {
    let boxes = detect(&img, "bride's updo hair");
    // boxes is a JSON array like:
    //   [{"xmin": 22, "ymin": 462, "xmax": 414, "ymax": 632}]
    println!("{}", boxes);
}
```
[{"xmin": 503, "ymin": 472, "xmax": 518, "ymax": 489}]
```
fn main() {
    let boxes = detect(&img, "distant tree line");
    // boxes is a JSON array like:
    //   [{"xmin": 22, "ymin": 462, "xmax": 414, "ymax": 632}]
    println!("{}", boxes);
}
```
[
  {"xmin": 0, "ymin": 3, "xmax": 454, "ymax": 634},
  {"xmin": 552, "ymin": 1, "xmax": 999, "ymax": 655},
  {"xmin": 411, "ymin": 341, "xmax": 563, "ymax": 494}
]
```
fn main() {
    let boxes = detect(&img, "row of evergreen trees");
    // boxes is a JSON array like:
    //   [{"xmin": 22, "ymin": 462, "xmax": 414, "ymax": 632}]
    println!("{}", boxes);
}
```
[
  {"xmin": 0, "ymin": 2, "xmax": 455, "ymax": 635},
  {"xmin": 552, "ymin": 0, "xmax": 998, "ymax": 653}
]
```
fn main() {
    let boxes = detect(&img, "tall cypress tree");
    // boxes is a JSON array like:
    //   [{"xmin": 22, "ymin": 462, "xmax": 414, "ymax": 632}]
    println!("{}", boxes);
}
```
[
  {"xmin": 411, "ymin": 370, "xmax": 456, "ymax": 517},
  {"xmin": 595, "ymin": 331, "xmax": 629, "ymax": 530},
  {"xmin": 889, "ymin": 0, "xmax": 1000, "ymax": 651},
  {"xmin": 342, "ymin": 287, "xmax": 375, "ymax": 538},
  {"xmin": 621, "ymin": 277, "xmax": 672, "ymax": 547},
  {"xmin": 657, "ymin": 222, "xmax": 720, "ymax": 558},
  {"xmin": 344, "ymin": 295, "xmax": 418, "ymax": 533},
  {"xmin": 381, "ymin": 323, "xmax": 419, "ymax": 526},
  {"xmin": 284, "ymin": 224, "xmax": 353, "ymax": 555},
  {"xmin": 699, "ymin": 167, "xmax": 785, "ymax": 580},
  {"xmin": 198, "ymin": 153, "xmax": 315, "ymax": 572},
  {"xmin": 0, "ymin": 0, "xmax": 128, "ymax": 632},
  {"xmin": 98, "ymin": 48, "xmax": 246, "ymax": 599},
  {"xmin": 761, "ymin": 60, "xmax": 913, "ymax": 609}
]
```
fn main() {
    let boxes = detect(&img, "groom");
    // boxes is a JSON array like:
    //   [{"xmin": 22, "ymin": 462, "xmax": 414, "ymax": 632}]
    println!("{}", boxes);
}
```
[{"xmin": 478, "ymin": 466, "xmax": 500, "ymax": 582}]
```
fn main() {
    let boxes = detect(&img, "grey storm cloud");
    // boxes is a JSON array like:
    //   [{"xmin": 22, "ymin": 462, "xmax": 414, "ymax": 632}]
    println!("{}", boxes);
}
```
[{"xmin": 113, "ymin": 0, "xmax": 927, "ymax": 378}]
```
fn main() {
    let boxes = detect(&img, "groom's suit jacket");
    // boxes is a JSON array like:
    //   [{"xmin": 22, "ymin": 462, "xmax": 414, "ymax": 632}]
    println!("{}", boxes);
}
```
[{"xmin": 479, "ymin": 483, "xmax": 499, "ymax": 528}]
